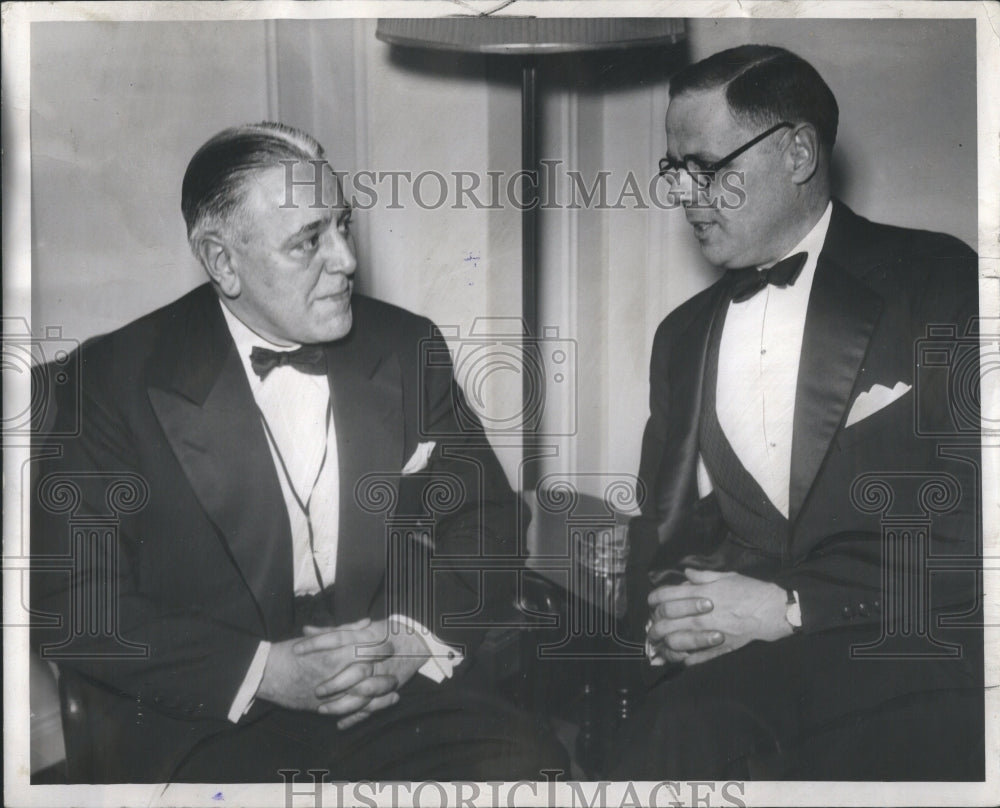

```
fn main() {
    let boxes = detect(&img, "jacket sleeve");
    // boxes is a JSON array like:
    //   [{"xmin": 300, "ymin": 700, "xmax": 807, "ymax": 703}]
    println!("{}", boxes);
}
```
[
  {"xmin": 31, "ymin": 353, "xmax": 264, "ymax": 724},
  {"xmin": 390, "ymin": 323, "xmax": 527, "ymax": 657}
]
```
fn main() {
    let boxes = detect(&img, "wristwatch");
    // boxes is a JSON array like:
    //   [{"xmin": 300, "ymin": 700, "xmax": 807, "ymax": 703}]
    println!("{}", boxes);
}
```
[{"xmin": 785, "ymin": 588, "xmax": 802, "ymax": 633}]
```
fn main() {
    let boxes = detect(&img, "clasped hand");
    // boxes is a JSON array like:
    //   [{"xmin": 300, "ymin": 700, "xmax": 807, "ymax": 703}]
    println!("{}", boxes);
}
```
[
  {"xmin": 259, "ymin": 617, "xmax": 430, "ymax": 729},
  {"xmin": 646, "ymin": 569, "xmax": 792, "ymax": 667}
]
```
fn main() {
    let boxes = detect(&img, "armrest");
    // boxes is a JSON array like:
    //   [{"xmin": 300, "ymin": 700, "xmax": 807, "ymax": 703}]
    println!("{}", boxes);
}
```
[{"xmin": 517, "ymin": 570, "xmax": 568, "ymax": 619}]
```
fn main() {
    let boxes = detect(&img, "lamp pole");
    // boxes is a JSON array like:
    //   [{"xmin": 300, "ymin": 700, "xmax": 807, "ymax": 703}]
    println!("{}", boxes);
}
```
[
  {"xmin": 374, "ymin": 18, "xmax": 686, "ymax": 493},
  {"xmin": 521, "ymin": 58, "xmax": 540, "ymax": 490}
]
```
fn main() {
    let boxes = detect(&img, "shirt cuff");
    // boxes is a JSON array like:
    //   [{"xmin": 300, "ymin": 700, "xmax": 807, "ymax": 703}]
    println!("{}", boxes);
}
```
[
  {"xmin": 227, "ymin": 640, "xmax": 271, "ymax": 723},
  {"xmin": 785, "ymin": 588, "xmax": 803, "ymax": 631},
  {"xmin": 695, "ymin": 453, "xmax": 714, "ymax": 498},
  {"xmin": 390, "ymin": 614, "xmax": 463, "ymax": 683}
]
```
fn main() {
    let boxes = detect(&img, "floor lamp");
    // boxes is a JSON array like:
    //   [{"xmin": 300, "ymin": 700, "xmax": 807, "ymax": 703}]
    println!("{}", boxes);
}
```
[{"xmin": 375, "ymin": 17, "xmax": 686, "ymax": 489}]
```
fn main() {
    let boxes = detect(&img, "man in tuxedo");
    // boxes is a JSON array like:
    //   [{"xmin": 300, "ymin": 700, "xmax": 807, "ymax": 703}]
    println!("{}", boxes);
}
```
[
  {"xmin": 617, "ymin": 46, "xmax": 983, "ymax": 779},
  {"xmin": 31, "ymin": 122, "xmax": 567, "ymax": 782}
]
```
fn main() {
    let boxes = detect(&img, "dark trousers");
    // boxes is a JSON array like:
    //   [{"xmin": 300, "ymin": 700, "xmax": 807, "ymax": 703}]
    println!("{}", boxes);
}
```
[
  {"xmin": 172, "ymin": 592, "xmax": 569, "ymax": 782},
  {"xmin": 170, "ymin": 670, "xmax": 568, "ymax": 782},
  {"xmin": 611, "ymin": 625, "xmax": 984, "ymax": 781}
]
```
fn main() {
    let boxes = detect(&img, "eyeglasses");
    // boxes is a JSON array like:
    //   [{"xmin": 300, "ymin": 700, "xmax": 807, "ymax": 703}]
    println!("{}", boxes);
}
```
[{"xmin": 658, "ymin": 121, "xmax": 795, "ymax": 189}]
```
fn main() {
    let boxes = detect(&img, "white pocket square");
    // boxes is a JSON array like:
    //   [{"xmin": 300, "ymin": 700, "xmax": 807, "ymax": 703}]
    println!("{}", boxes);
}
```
[
  {"xmin": 845, "ymin": 382, "xmax": 911, "ymax": 428},
  {"xmin": 401, "ymin": 441, "xmax": 436, "ymax": 475}
]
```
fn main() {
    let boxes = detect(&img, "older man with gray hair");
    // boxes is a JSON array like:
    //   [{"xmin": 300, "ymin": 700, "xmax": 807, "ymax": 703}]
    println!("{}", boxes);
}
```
[{"xmin": 32, "ymin": 122, "xmax": 568, "ymax": 783}]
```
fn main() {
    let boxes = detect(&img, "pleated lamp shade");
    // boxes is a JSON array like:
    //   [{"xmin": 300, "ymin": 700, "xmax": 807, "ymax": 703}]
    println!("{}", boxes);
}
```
[{"xmin": 375, "ymin": 17, "xmax": 686, "ymax": 54}]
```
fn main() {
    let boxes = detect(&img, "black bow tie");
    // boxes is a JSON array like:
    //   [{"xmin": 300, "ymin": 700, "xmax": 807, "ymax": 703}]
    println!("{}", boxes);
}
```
[
  {"xmin": 249, "ymin": 344, "xmax": 327, "ymax": 380},
  {"xmin": 727, "ymin": 252, "xmax": 808, "ymax": 303}
]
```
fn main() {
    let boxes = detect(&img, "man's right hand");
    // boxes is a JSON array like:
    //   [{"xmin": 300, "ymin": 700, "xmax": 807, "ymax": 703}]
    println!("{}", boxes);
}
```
[{"xmin": 257, "ymin": 617, "xmax": 398, "ymax": 714}]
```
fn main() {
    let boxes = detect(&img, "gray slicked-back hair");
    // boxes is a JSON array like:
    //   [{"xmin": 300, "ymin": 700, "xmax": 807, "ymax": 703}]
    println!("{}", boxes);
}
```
[{"xmin": 181, "ymin": 121, "xmax": 324, "ymax": 250}]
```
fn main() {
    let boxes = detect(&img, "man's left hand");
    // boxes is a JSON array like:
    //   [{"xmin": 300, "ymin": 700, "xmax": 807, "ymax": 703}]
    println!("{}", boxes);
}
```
[
  {"xmin": 294, "ymin": 617, "xmax": 430, "ymax": 729},
  {"xmin": 647, "ymin": 569, "xmax": 793, "ymax": 666}
]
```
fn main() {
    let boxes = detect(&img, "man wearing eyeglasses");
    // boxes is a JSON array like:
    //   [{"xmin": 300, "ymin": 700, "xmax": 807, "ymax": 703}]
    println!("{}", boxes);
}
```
[{"xmin": 617, "ymin": 45, "xmax": 983, "ymax": 779}]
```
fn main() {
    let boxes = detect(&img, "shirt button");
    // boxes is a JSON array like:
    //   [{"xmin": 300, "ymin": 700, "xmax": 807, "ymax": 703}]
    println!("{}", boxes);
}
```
[
  {"xmin": 760, "ymin": 348, "xmax": 767, "ymax": 355},
  {"xmin": 858, "ymin": 602, "xmax": 869, "ymax": 617},
  {"xmin": 841, "ymin": 606, "xmax": 854, "ymax": 620}
]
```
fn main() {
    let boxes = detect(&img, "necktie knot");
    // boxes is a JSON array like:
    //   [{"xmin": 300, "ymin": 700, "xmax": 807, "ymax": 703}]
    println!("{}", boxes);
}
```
[
  {"xmin": 250, "ymin": 344, "xmax": 327, "ymax": 380},
  {"xmin": 727, "ymin": 252, "xmax": 808, "ymax": 303}
]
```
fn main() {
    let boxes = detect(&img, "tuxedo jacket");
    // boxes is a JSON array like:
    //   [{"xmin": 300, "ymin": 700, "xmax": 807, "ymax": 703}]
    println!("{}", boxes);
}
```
[
  {"xmin": 627, "ymin": 201, "xmax": 981, "ymax": 645},
  {"xmin": 31, "ymin": 284, "xmax": 522, "ymax": 781}
]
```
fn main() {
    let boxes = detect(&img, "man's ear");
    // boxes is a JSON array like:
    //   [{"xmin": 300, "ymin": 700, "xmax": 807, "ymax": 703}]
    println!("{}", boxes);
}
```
[
  {"xmin": 785, "ymin": 123, "xmax": 820, "ymax": 185},
  {"xmin": 196, "ymin": 234, "xmax": 241, "ymax": 298}
]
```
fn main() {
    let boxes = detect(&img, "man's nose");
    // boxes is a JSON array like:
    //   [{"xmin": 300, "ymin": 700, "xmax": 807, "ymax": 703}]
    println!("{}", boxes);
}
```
[
  {"xmin": 321, "ymin": 227, "xmax": 357, "ymax": 276},
  {"xmin": 664, "ymin": 169, "xmax": 698, "ymax": 206}
]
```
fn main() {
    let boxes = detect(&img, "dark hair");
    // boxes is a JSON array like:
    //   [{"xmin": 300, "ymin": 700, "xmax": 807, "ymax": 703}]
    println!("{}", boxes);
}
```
[
  {"xmin": 669, "ymin": 45, "xmax": 839, "ymax": 152},
  {"xmin": 181, "ymin": 122, "xmax": 323, "ymax": 248}
]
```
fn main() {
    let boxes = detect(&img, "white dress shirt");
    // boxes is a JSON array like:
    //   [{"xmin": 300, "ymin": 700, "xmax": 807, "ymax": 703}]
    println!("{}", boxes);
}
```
[
  {"xmin": 219, "ymin": 302, "xmax": 461, "ymax": 722},
  {"xmin": 222, "ymin": 304, "xmax": 340, "ymax": 594},
  {"xmin": 697, "ymin": 201, "xmax": 834, "ymax": 518},
  {"xmin": 647, "ymin": 207, "xmax": 831, "ymax": 664}
]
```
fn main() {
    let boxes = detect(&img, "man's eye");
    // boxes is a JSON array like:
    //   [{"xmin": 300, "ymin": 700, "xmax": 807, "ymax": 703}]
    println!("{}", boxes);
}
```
[
  {"xmin": 338, "ymin": 213, "xmax": 353, "ymax": 234},
  {"xmin": 295, "ymin": 234, "xmax": 320, "ymax": 253}
]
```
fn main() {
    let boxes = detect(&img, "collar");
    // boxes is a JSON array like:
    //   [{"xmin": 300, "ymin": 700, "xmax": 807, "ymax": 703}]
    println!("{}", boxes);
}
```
[
  {"xmin": 219, "ymin": 301, "xmax": 304, "ymax": 388},
  {"xmin": 763, "ymin": 200, "xmax": 833, "ymax": 270}
]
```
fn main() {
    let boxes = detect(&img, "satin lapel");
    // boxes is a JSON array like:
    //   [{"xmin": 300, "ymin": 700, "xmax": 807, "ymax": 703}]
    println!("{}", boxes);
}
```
[
  {"xmin": 789, "ymin": 251, "xmax": 883, "ymax": 522},
  {"xmin": 655, "ymin": 284, "xmax": 730, "ymax": 543},
  {"xmin": 326, "ymin": 334, "xmax": 404, "ymax": 622},
  {"xmin": 147, "ymin": 290, "xmax": 293, "ymax": 635}
]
